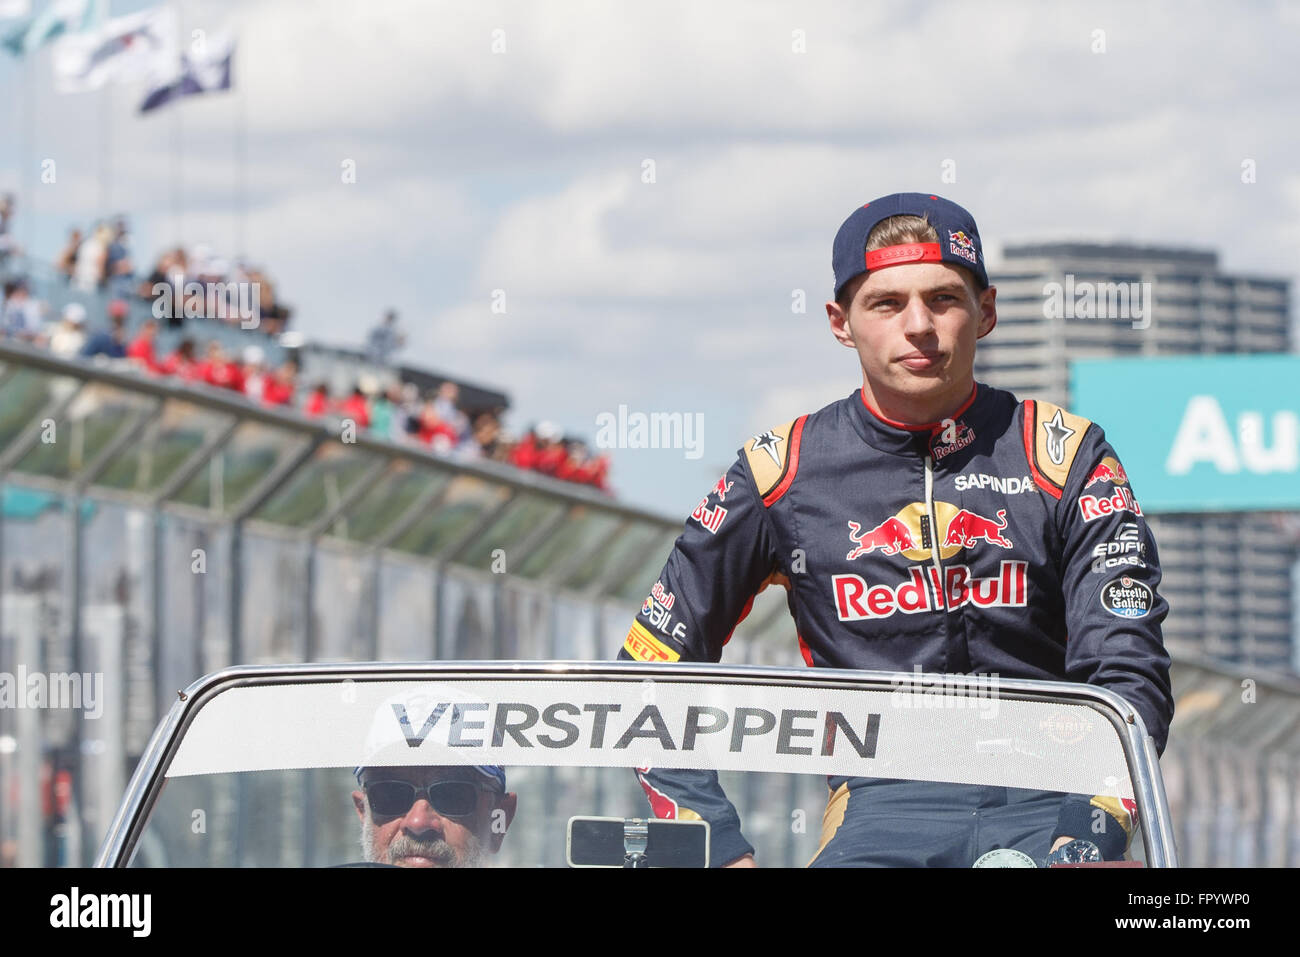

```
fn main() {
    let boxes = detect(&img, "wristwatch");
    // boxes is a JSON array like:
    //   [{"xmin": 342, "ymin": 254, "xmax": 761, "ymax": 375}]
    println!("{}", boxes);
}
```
[{"xmin": 1043, "ymin": 839, "xmax": 1103, "ymax": 866}]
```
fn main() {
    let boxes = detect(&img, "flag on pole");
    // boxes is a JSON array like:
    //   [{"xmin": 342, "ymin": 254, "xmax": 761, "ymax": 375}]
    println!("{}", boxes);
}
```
[
  {"xmin": 139, "ymin": 30, "xmax": 234, "ymax": 113},
  {"xmin": 52, "ymin": 4, "xmax": 177, "ymax": 93},
  {"xmin": 2, "ymin": 0, "xmax": 102, "ymax": 56}
]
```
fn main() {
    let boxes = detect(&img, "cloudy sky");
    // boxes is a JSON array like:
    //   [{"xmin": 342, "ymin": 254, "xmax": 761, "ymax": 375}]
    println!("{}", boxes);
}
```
[{"xmin": 1, "ymin": 0, "xmax": 1297, "ymax": 514}]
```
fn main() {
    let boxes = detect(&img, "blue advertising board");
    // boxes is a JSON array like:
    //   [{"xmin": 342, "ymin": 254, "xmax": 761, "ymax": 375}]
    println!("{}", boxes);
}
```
[{"xmin": 1070, "ymin": 355, "xmax": 1300, "ymax": 512}]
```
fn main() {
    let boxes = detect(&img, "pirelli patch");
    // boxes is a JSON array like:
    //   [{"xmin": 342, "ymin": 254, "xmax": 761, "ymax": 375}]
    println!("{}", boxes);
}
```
[
  {"xmin": 623, "ymin": 621, "xmax": 681, "ymax": 662},
  {"xmin": 744, "ymin": 415, "xmax": 806, "ymax": 506},
  {"xmin": 1023, "ymin": 400, "xmax": 1091, "ymax": 500}
]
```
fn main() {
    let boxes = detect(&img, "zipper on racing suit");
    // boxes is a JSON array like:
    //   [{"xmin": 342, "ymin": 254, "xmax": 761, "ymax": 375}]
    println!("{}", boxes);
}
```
[{"xmin": 923, "ymin": 453, "xmax": 946, "ymax": 609}]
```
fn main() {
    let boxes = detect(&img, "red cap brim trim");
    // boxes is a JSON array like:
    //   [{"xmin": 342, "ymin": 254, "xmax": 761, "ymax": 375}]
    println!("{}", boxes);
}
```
[{"xmin": 864, "ymin": 242, "xmax": 942, "ymax": 271}]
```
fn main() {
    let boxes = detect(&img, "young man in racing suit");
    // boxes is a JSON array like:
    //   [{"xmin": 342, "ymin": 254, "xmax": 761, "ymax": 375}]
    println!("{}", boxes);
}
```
[{"xmin": 618, "ymin": 192, "xmax": 1174, "ymax": 867}]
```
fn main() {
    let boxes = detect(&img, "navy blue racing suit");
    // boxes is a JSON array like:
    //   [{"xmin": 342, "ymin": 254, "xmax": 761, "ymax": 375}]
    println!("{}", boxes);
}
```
[{"xmin": 618, "ymin": 383, "xmax": 1173, "ymax": 866}]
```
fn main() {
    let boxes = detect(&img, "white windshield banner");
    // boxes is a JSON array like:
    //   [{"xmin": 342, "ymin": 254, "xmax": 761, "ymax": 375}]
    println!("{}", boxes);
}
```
[{"xmin": 165, "ymin": 677, "xmax": 1134, "ymax": 798}]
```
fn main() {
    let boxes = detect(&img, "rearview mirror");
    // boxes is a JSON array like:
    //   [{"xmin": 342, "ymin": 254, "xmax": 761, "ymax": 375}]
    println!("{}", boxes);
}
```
[{"xmin": 567, "ymin": 816, "xmax": 710, "ymax": 868}]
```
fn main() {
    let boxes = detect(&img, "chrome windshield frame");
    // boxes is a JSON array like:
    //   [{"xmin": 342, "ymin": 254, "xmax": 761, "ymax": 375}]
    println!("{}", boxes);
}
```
[{"xmin": 95, "ymin": 660, "xmax": 1178, "ymax": 868}]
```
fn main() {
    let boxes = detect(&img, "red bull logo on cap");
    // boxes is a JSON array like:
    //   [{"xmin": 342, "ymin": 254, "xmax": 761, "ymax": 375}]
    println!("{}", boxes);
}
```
[
  {"xmin": 948, "ymin": 229, "xmax": 978, "ymax": 265},
  {"xmin": 1084, "ymin": 456, "xmax": 1129, "ymax": 489}
]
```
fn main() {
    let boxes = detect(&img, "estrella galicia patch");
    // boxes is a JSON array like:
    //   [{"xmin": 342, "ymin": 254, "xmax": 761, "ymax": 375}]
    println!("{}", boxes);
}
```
[{"xmin": 1100, "ymin": 576, "xmax": 1153, "ymax": 619}]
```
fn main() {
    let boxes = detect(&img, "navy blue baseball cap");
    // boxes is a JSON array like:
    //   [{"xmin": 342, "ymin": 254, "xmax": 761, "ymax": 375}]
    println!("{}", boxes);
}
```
[{"xmin": 832, "ymin": 192, "xmax": 988, "ymax": 298}]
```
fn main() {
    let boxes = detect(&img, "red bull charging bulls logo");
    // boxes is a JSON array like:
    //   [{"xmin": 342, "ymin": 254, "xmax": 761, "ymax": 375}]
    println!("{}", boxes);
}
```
[
  {"xmin": 942, "ymin": 509, "xmax": 1012, "ymax": 549},
  {"xmin": 845, "ymin": 502, "xmax": 1014, "ymax": 562},
  {"xmin": 846, "ymin": 518, "xmax": 917, "ymax": 558},
  {"xmin": 836, "ymin": 503, "xmax": 1024, "ymax": 620},
  {"xmin": 1084, "ymin": 456, "xmax": 1129, "ymax": 489}
]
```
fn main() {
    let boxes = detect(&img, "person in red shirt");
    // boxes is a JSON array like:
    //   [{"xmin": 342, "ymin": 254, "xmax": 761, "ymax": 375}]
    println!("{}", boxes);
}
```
[
  {"xmin": 303, "ymin": 381, "xmax": 332, "ymax": 418},
  {"xmin": 197, "ymin": 342, "xmax": 245, "ymax": 392},
  {"xmin": 338, "ymin": 387, "xmax": 371, "ymax": 429},
  {"xmin": 262, "ymin": 358, "xmax": 298, "ymax": 407},
  {"xmin": 159, "ymin": 338, "xmax": 202, "ymax": 381},
  {"xmin": 125, "ymin": 318, "xmax": 160, "ymax": 372},
  {"xmin": 555, "ymin": 440, "xmax": 611, "ymax": 491},
  {"xmin": 508, "ymin": 430, "xmax": 540, "ymax": 470},
  {"xmin": 533, "ymin": 429, "xmax": 568, "ymax": 476},
  {"xmin": 417, "ymin": 398, "xmax": 459, "ymax": 450}
]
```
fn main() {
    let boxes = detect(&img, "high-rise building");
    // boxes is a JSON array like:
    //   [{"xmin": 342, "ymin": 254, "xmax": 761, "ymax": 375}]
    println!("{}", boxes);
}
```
[{"xmin": 977, "ymin": 242, "xmax": 1296, "ymax": 672}]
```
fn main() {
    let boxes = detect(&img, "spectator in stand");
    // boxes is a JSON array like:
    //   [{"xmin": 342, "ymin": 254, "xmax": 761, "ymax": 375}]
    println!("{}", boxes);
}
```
[
  {"xmin": 241, "ymin": 346, "xmax": 268, "ymax": 402},
  {"xmin": 366, "ymin": 309, "xmax": 405, "ymax": 364},
  {"xmin": 104, "ymin": 218, "xmax": 134, "ymax": 295},
  {"xmin": 362, "ymin": 377, "xmax": 391, "ymax": 436},
  {"xmin": 532, "ymin": 422, "xmax": 568, "ymax": 476},
  {"xmin": 197, "ymin": 342, "xmax": 244, "ymax": 392},
  {"xmin": 139, "ymin": 246, "xmax": 187, "ymax": 310},
  {"xmin": 418, "ymin": 396, "xmax": 459, "ymax": 451},
  {"xmin": 126, "ymin": 318, "xmax": 160, "ymax": 371},
  {"xmin": 160, "ymin": 338, "xmax": 202, "ymax": 381},
  {"xmin": 262, "ymin": 358, "xmax": 298, "ymax": 407},
  {"xmin": 339, "ymin": 385, "xmax": 372, "ymax": 429},
  {"xmin": 47, "ymin": 303, "xmax": 88, "ymax": 358},
  {"xmin": 73, "ymin": 222, "xmax": 112, "ymax": 293},
  {"xmin": 508, "ymin": 426, "xmax": 540, "ymax": 471},
  {"xmin": 0, "ymin": 194, "xmax": 17, "ymax": 262},
  {"xmin": 2, "ymin": 279, "xmax": 45, "ymax": 343},
  {"xmin": 303, "ymin": 381, "xmax": 332, "ymax": 418},
  {"xmin": 459, "ymin": 412, "xmax": 503, "ymax": 462},
  {"xmin": 80, "ymin": 300, "xmax": 129, "ymax": 359},
  {"xmin": 433, "ymin": 382, "xmax": 469, "ymax": 439},
  {"xmin": 555, "ymin": 440, "xmax": 611, "ymax": 492},
  {"xmin": 248, "ymin": 268, "xmax": 291, "ymax": 334},
  {"xmin": 56, "ymin": 228, "xmax": 82, "ymax": 282},
  {"xmin": 392, "ymin": 383, "xmax": 418, "ymax": 439}
]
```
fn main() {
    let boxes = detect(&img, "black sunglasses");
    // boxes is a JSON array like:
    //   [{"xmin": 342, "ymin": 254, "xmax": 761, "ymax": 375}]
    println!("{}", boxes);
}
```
[{"xmin": 364, "ymin": 780, "xmax": 484, "ymax": 818}]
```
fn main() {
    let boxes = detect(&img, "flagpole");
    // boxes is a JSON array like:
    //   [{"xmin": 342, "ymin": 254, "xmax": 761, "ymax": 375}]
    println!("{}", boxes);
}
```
[
  {"xmin": 100, "ymin": 76, "xmax": 111, "ymax": 217},
  {"xmin": 235, "ymin": 55, "xmax": 245, "ymax": 261},
  {"xmin": 22, "ymin": 51, "xmax": 33, "ymax": 260},
  {"xmin": 171, "ymin": 92, "xmax": 181, "ymax": 242}
]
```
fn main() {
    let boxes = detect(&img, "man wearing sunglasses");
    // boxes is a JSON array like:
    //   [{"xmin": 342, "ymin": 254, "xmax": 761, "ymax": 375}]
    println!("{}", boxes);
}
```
[{"xmin": 352, "ymin": 763, "xmax": 517, "ymax": 868}]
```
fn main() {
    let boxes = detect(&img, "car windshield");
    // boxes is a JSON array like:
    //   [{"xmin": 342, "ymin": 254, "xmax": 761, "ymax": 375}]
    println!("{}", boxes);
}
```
[{"xmin": 106, "ymin": 663, "xmax": 1168, "ymax": 868}]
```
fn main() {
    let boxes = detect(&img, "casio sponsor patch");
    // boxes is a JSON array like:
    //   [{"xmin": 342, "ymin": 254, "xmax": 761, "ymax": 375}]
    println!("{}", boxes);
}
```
[
  {"xmin": 953, "ymin": 473, "xmax": 1035, "ymax": 494},
  {"xmin": 1100, "ymin": 576, "xmax": 1153, "ymax": 619},
  {"xmin": 1090, "ymin": 522, "xmax": 1147, "ymax": 572}
]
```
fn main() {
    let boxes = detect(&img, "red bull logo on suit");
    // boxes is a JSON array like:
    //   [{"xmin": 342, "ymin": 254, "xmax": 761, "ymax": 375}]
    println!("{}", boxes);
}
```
[
  {"xmin": 833, "ymin": 562, "xmax": 1028, "ymax": 621},
  {"xmin": 844, "ymin": 502, "xmax": 1015, "ymax": 562}
]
